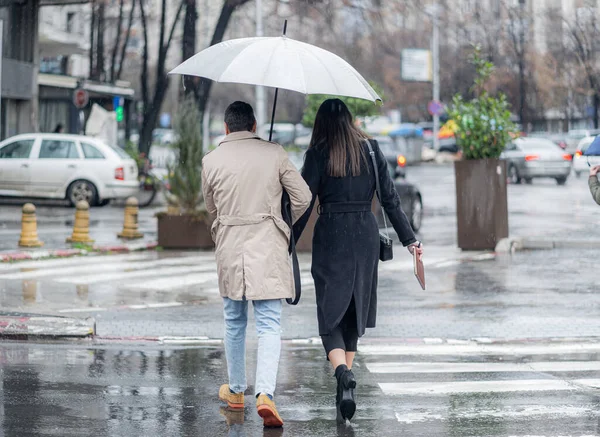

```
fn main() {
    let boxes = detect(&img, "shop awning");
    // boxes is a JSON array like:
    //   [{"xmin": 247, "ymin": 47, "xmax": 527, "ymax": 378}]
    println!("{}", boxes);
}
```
[{"xmin": 38, "ymin": 74, "xmax": 135, "ymax": 98}]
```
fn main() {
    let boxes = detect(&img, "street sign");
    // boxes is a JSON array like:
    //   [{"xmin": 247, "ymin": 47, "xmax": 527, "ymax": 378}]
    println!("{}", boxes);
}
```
[
  {"xmin": 428, "ymin": 100, "xmax": 444, "ymax": 116},
  {"xmin": 401, "ymin": 49, "xmax": 433, "ymax": 82},
  {"xmin": 73, "ymin": 88, "xmax": 89, "ymax": 109}
]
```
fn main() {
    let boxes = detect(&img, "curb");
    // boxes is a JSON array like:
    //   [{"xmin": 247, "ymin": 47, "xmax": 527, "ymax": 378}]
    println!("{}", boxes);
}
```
[
  {"xmin": 0, "ymin": 242, "xmax": 158, "ymax": 263},
  {"xmin": 495, "ymin": 237, "xmax": 600, "ymax": 253},
  {"xmin": 0, "ymin": 314, "xmax": 95, "ymax": 338}
]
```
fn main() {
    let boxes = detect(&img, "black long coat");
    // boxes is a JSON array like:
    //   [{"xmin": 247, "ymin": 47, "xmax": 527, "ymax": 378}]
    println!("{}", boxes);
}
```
[{"xmin": 293, "ymin": 139, "xmax": 416, "ymax": 337}]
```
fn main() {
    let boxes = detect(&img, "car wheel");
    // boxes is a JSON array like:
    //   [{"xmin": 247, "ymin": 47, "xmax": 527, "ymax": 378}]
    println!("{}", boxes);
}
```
[
  {"xmin": 67, "ymin": 180, "xmax": 98, "ymax": 206},
  {"xmin": 508, "ymin": 165, "xmax": 521, "ymax": 184},
  {"xmin": 524, "ymin": 178, "xmax": 533, "ymax": 185},
  {"xmin": 98, "ymin": 199, "xmax": 111, "ymax": 207},
  {"xmin": 556, "ymin": 177, "xmax": 568, "ymax": 186},
  {"xmin": 410, "ymin": 195, "xmax": 423, "ymax": 232}
]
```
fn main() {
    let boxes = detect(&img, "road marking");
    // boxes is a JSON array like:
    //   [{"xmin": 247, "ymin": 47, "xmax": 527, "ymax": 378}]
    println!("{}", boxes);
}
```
[
  {"xmin": 359, "ymin": 343, "xmax": 600, "ymax": 356},
  {"xmin": 0, "ymin": 255, "xmax": 215, "ymax": 280},
  {"xmin": 55, "ymin": 266, "xmax": 218, "ymax": 285},
  {"xmin": 379, "ymin": 379, "xmax": 583, "ymax": 395},
  {"xmin": 395, "ymin": 404, "xmax": 597, "ymax": 424},
  {"xmin": 367, "ymin": 361, "xmax": 600, "ymax": 374},
  {"xmin": 0, "ymin": 253, "xmax": 154, "ymax": 272},
  {"xmin": 125, "ymin": 273, "xmax": 221, "ymax": 291},
  {"xmin": 58, "ymin": 302, "xmax": 185, "ymax": 313}
]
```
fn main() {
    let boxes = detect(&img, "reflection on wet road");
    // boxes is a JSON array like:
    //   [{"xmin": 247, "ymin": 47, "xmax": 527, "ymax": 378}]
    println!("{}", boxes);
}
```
[{"xmin": 1, "ymin": 342, "xmax": 599, "ymax": 436}]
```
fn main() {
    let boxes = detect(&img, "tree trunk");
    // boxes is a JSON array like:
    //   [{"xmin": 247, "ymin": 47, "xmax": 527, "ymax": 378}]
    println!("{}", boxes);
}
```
[
  {"xmin": 182, "ymin": 0, "xmax": 198, "ymax": 97},
  {"xmin": 518, "ymin": 59, "xmax": 526, "ymax": 128},
  {"xmin": 594, "ymin": 91, "xmax": 599, "ymax": 129},
  {"xmin": 195, "ymin": 0, "xmax": 252, "ymax": 115},
  {"xmin": 110, "ymin": 0, "xmax": 125, "ymax": 83},
  {"xmin": 89, "ymin": 0, "xmax": 96, "ymax": 79},
  {"xmin": 116, "ymin": 0, "xmax": 136, "ymax": 82},
  {"xmin": 96, "ymin": 2, "xmax": 106, "ymax": 81}
]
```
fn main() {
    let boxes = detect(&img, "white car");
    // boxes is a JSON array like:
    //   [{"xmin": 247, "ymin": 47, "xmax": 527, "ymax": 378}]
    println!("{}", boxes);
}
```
[
  {"xmin": 573, "ymin": 136, "xmax": 600, "ymax": 178},
  {"xmin": 0, "ymin": 133, "xmax": 138, "ymax": 206}
]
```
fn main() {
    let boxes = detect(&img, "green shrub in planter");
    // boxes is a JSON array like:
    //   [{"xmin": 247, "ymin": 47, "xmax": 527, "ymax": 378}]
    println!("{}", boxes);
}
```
[
  {"xmin": 448, "ymin": 46, "xmax": 517, "ymax": 160},
  {"xmin": 165, "ymin": 98, "xmax": 206, "ymax": 217}
]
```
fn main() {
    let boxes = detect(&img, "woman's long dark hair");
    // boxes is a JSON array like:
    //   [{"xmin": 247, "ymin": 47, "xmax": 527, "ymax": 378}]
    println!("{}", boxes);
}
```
[{"xmin": 309, "ymin": 98, "xmax": 370, "ymax": 177}]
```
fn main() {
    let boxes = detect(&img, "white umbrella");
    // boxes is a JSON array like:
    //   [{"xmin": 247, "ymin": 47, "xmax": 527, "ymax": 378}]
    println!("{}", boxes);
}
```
[
  {"xmin": 169, "ymin": 22, "xmax": 381, "ymax": 141},
  {"xmin": 169, "ymin": 36, "xmax": 380, "ymax": 102}
]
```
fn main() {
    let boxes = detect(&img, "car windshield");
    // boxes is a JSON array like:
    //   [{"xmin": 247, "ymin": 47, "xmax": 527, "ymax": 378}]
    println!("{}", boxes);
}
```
[
  {"xmin": 579, "ymin": 137, "xmax": 595, "ymax": 153},
  {"xmin": 520, "ymin": 139, "xmax": 559, "ymax": 151},
  {"xmin": 376, "ymin": 138, "xmax": 399, "ymax": 154},
  {"xmin": 111, "ymin": 146, "xmax": 131, "ymax": 159}
]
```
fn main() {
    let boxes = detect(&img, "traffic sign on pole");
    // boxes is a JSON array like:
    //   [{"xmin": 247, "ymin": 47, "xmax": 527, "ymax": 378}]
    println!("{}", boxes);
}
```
[
  {"xmin": 428, "ymin": 100, "xmax": 444, "ymax": 117},
  {"xmin": 73, "ymin": 88, "xmax": 89, "ymax": 109}
]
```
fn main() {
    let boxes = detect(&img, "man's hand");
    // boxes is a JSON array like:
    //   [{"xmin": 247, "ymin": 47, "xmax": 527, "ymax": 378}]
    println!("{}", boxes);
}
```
[
  {"xmin": 591, "ymin": 165, "xmax": 600, "ymax": 177},
  {"xmin": 407, "ymin": 241, "xmax": 424, "ymax": 261}
]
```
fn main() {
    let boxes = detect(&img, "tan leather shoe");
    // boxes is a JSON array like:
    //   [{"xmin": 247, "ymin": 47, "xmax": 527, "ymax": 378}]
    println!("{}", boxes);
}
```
[
  {"xmin": 256, "ymin": 394, "xmax": 284, "ymax": 428},
  {"xmin": 219, "ymin": 384, "xmax": 244, "ymax": 410}
]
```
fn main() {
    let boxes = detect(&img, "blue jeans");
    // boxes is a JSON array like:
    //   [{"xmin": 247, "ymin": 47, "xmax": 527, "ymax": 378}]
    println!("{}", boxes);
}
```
[{"xmin": 223, "ymin": 297, "xmax": 282, "ymax": 397}]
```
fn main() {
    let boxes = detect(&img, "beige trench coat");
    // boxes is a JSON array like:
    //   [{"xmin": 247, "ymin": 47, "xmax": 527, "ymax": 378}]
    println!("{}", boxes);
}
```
[{"xmin": 202, "ymin": 131, "xmax": 311, "ymax": 301}]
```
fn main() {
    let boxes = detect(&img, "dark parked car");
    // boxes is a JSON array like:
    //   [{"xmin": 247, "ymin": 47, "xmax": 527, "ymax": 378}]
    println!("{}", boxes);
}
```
[
  {"xmin": 501, "ymin": 137, "xmax": 572, "ymax": 185},
  {"xmin": 381, "ymin": 161, "xmax": 423, "ymax": 232},
  {"xmin": 287, "ymin": 151, "xmax": 423, "ymax": 232}
]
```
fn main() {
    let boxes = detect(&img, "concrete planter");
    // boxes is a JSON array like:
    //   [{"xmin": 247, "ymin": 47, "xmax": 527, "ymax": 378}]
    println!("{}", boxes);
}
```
[
  {"xmin": 454, "ymin": 159, "xmax": 509, "ymax": 251},
  {"xmin": 157, "ymin": 214, "xmax": 214, "ymax": 250}
]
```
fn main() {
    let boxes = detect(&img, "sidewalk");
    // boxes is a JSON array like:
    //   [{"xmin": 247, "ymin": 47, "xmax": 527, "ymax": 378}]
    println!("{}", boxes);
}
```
[
  {"xmin": 0, "ymin": 202, "xmax": 160, "ymax": 256},
  {"xmin": 0, "ymin": 310, "xmax": 94, "ymax": 338}
]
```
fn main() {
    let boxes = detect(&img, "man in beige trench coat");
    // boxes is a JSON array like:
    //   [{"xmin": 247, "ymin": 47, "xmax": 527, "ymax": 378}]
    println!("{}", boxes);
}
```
[{"xmin": 202, "ymin": 101, "xmax": 311, "ymax": 428}]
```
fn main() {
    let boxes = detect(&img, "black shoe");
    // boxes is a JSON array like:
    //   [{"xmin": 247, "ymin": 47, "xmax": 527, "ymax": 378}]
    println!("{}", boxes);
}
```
[
  {"xmin": 336, "ymin": 371, "xmax": 345, "ymax": 425},
  {"xmin": 335, "ymin": 365, "xmax": 356, "ymax": 422}
]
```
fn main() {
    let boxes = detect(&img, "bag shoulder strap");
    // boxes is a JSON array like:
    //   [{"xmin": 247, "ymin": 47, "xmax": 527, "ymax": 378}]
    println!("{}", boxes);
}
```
[{"xmin": 365, "ymin": 139, "xmax": 390, "ymax": 234}]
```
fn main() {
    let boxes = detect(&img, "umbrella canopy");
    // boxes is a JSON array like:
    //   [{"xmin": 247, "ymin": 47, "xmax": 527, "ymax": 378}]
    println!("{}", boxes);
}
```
[
  {"xmin": 584, "ymin": 136, "xmax": 600, "ymax": 156},
  {"xmin": 169, "ymin": 36, "xmax": 381, "ymax": 102}
]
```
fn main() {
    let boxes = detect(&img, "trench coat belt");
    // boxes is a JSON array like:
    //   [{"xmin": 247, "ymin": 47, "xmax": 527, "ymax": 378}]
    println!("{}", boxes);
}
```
[
  {"xmin": 318, "ymin": 201, "xmax": 372, "ymax": 215},
  {"xmin": 211, "ymin": 212, "xmax": 291, "ymax": 240}
]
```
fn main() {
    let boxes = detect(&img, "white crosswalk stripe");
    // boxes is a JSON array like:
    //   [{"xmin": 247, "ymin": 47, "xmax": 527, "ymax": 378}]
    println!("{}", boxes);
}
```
[{"xmin": 360, "ymin": 341, "xmax": 600, "ymax": 427}]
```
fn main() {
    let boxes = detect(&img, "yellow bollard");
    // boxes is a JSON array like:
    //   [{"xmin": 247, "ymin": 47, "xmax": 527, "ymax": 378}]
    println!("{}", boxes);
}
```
[
  {"xmin": 66, "ymin": 201, "xmax": 95, "ymax": 244},
  {"xmin": 118, "ymin": 197, "xmax": 144, "ymax": 239},
  {"xmin": 18, "ymin": 203, "xmax": 44, "ymax": 247}
]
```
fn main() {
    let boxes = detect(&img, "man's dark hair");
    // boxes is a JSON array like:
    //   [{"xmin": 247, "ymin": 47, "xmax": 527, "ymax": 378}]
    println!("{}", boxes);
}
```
[{"xmin": 224, "ymin": 101, "xmax": 256, "ymax": 133}]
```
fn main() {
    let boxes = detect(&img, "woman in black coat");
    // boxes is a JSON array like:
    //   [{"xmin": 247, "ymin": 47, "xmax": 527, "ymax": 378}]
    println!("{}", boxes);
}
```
[{"xmin": 293, "ymin": 99, "xmax": 423, "ymax": 424}]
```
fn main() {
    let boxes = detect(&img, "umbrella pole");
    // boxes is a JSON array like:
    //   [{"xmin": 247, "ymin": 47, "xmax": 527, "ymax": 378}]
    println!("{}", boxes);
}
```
[
  {"xmin": 268, "ymin": 20, "xmax": 287, "ymax": 142},
  {"xmin": 268, "ymin": 88, "xmax": 279, "ymax": 142}
]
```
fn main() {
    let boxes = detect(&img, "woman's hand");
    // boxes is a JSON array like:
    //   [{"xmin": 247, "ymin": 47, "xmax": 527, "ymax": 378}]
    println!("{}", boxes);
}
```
[
  {"xmin": 590, "ymin": 165, "xmax": 600, "ymax": 177},
  {"xmin": 407, "ymin": 241, "xmax": 424, "ymax": 261}
]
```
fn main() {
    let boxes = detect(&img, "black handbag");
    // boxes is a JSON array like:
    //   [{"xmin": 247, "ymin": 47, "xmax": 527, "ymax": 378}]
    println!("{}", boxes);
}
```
[
  {"xmin": 281, "ymin": 190, "xmax": 302, "ymax": 305},
  {"xmin": 366, "ymin": 140, "xmax": 394, "ymax": 262}
]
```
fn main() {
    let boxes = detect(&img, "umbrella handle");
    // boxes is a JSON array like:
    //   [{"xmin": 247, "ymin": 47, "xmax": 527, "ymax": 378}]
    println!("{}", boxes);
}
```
[
  {"xmin": 268, "ymin": 88, "xmax": 279, "ymax": 142},
  {"xmin": 268, "ymin": 21, "xmax": 286, "ymax": 142}
]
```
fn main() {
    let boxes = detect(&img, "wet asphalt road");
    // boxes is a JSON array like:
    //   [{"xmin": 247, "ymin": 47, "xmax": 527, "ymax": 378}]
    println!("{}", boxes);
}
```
[
  {"xmin": 0, "ymin": 246, "xmax": 598, "ymax": 340},
  {"xmin": 0, "ymin": 163, "xmax": 598, "ymax": 252},
  {"xmin": 1, "ymin": 341, "xmax": 599, "ymax": 436},
  {"xmin": 1, "ymin": 164, "xmax": 600, "ymax": 436}
]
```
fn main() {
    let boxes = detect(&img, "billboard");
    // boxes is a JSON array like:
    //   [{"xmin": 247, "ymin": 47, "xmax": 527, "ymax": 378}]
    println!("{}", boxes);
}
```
[{"xmin": 401, "ymin": 49, "xmax": 433, "ymax": 82}]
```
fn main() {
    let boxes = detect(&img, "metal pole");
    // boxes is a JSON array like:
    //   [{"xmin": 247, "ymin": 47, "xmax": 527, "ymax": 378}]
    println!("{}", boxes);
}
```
[
  {"xmin": 255, "ymin": 0, "xmax": 266, "ymax": 134},
  {"xmin": 432, "ymin": 3, "xmax": 440, "ymax": 152}
]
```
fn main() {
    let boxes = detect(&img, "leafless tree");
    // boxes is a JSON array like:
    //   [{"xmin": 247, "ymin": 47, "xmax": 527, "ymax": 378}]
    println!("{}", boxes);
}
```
[
  {"xmin": 138, "ymin": 0, "xmax": 186, "ymax": 155},
  {"xmin": 563, "ymin": 6, "xmax": 600, "ymax": 128}
]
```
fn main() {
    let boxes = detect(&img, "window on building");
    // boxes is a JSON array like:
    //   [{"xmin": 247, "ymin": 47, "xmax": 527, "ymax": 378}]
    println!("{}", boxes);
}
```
[
  {"xmin": 0, "ymin": 139, "xmax": 34, "ymax": 159},
  {"xmin": 39, "ymin": 140, "xmax": 79, "ymax": 159},
  {"xmin": 81, "ymin": 142, "xmax": 105, "ymax": 159},
  {"xmin": 66, "ymin": 12, "xmax": 75, "ymax": 33}
]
